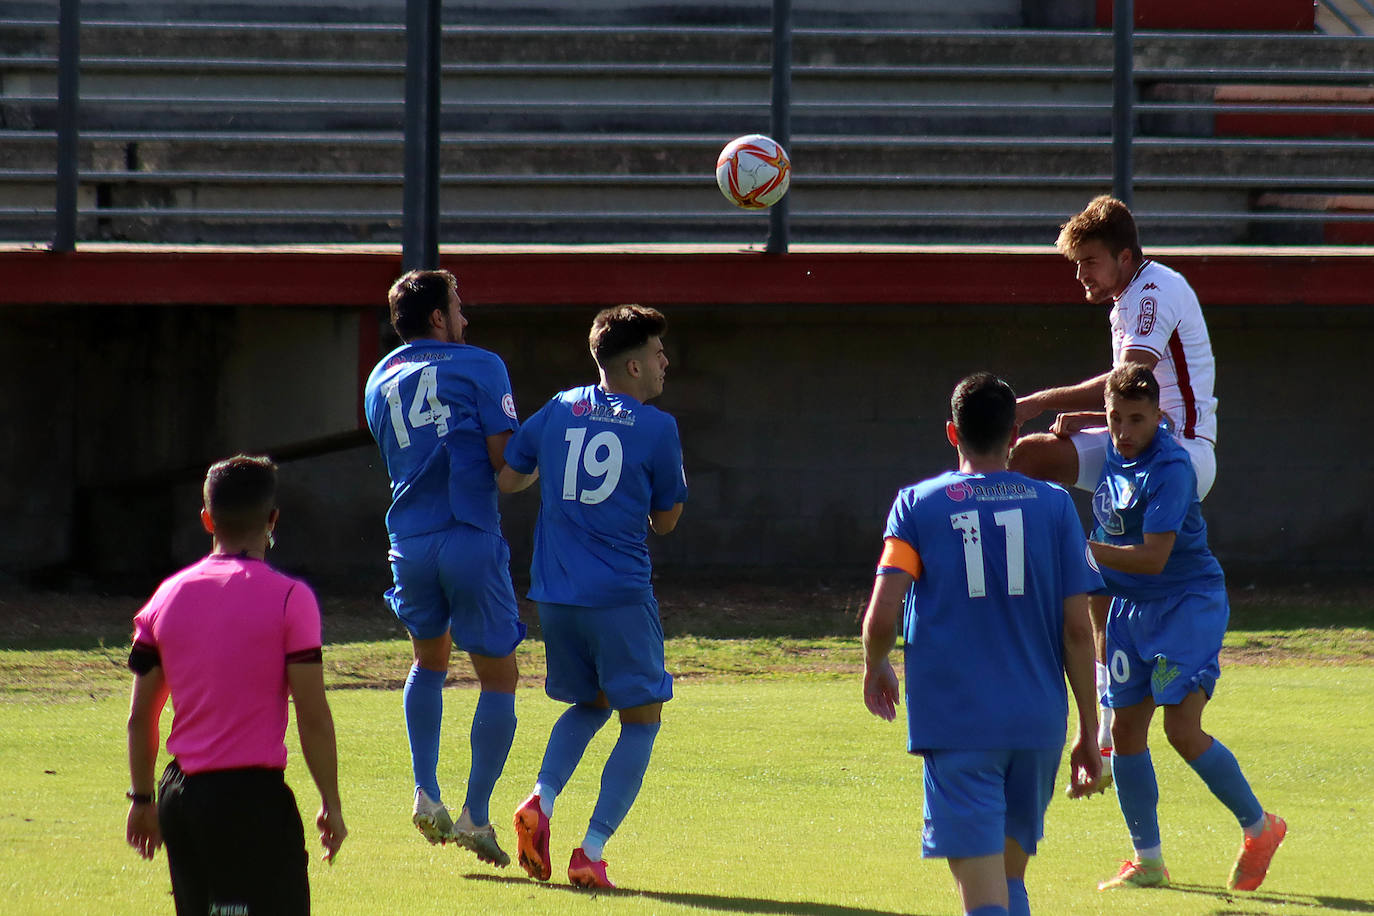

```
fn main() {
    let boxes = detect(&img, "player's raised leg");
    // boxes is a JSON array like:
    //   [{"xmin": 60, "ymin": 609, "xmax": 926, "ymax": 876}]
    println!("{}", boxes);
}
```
[
  {"xmin": 1162, "ymin": 688, "xmax": 1284, "ymax": 891},
  {"xmin": 1089, "ymin": 594, "xmax": 1114, "ymax": 769},
  {"xmin": 516, "ymin": 701, "xmax": 612, "ymax": 881},
  {"xmin": 1100, "ymin": 699, "xmax": 1169, "ymax": 890},
  {"xmin": 1013, "ymin": 430, "xmax": 1118, "ymax": 775},
  {"xmin": 569, "ymin": 702, "xmax": 663, "ymax": 890},
  {"xmin": 1007, "ymin": 432, "xmax": 1079, "ymax": 489},
  {"xmin": 449, "ymin": 651, "xmax": 518, "ymax": 866},
  {"xmin": 406, "ymin": 632, "xmax": 454, "ymax": 844}
]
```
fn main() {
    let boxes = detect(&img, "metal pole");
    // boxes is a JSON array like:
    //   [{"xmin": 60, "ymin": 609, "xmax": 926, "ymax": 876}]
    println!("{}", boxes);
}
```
[
  {"xmin": 1111, "ymin": 0, "xmax": 1134, "ymax": 207},
  {"xmin": 54, "ymin": 0, "xmax": 80, "ymax": 251},
  {"xmin": 766, "ymin": 0, "xmax": 792, "ymax": 254},
  {"xmin": 402, "ymin": 0, "xmax": 441, "ymax": 270}
]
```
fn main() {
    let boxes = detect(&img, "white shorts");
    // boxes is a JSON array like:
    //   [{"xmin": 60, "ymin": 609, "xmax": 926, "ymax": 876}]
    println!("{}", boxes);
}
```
[{"xmin": 1071, "ymin": 428, "xmax": 1216, "ymax": 499}]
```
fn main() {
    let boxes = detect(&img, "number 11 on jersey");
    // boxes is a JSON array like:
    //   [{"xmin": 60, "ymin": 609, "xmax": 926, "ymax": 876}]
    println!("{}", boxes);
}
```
[{"xmin": 950, "ymin": 508, "xmax": 1025, "ymax": 598}]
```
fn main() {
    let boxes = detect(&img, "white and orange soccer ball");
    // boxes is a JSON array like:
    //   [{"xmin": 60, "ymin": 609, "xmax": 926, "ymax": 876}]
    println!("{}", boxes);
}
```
[{"xmin": 715, "ymin": 134, "xmax": 791, "ymax": 209}]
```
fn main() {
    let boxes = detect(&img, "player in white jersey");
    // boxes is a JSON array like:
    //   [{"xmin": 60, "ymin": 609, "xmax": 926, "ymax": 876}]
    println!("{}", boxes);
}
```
[{"xmin": 1009, "ymin": 196, "xmax": 1219, "ymax": 764}]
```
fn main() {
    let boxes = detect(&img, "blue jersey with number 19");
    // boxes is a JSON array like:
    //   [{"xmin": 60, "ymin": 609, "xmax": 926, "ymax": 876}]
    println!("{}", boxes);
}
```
[
  {"xmin": 504, "ymin": 384, "xmax": 688, "ymax": 608},
  {"xmin": 885, "ymin": 471, "xmax": 1104, "ymax": 752},
  {"xmin": 364, "ymin": 340, "xmax": 518, "ymax": 540}
]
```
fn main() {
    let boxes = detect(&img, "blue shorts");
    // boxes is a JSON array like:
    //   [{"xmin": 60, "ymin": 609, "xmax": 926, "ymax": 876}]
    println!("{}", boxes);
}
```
[
  {"xmin": 537, "ymin": 599, "xmax": 673, "ymax": 710},
  {"xmin": 921, "ymin": 747, "xmax": 1062, "ymax": 859},
  {"xmin": 385, "ymin": 525, "xmax": 526, "ymax": 657},
  {"xmin": 1105, "ymin": 588, "xmax": 1228, "ymax": 708}
]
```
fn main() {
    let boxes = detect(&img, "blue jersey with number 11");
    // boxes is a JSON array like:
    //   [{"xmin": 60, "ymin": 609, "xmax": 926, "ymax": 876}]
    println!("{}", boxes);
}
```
[
  {"xmin": 364, "ymin": 340, "xmax": 518, "ymax": 541},
  {"xmin": 885, "ymin": 471, "xmax": 1104, "ymax": 751},
  {"xmin": 505, "ymin": 384, "xmax": 687, "ymax": 608}
]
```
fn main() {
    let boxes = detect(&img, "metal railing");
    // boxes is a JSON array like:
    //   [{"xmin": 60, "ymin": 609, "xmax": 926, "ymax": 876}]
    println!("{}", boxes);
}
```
[
  {"xmin": 53, "ymin": 0, "xmax": 78, "ymax": 250},
  {"xmin": 28, "ymin": 5, "xmax": 1374, "ymax": 251}
]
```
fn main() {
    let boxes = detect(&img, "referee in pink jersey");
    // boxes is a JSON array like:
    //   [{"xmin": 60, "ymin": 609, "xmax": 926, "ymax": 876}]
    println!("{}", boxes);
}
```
[{"xmin": 125, "ymin": 455, "xmax": 346, "ymax": 915}]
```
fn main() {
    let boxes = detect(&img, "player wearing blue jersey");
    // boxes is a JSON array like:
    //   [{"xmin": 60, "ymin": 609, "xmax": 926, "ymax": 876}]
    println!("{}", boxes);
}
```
[
  {"xmin": 498, "ymin": 305, "xmax": 687, "ymax": 890},
  {"xmin": 862, "ymin": 372, "xmax": 1104, "ymax": 916},
  {"xmin": 1088, "ymin": 364, "xmax": 1284, "ymax": 893},
  {"xmin": 363, "ymin": 269, "xmax": 525, "ymax": 866}
]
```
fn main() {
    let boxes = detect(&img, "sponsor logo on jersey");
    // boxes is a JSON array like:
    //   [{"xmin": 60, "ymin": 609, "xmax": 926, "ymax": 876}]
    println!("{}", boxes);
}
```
[
  {"xmin": 501, "ymin": 393, "xmax": 517, "ymax": 419},
  {"xmin": 570, "ymin": 399, "xmax": 635, "ymax": 426},
  {"xmin": 946, "ymin": 479, "xmax": 1039, "ymax": 502},
  {"xmin": 1092, "ymin": 481, "xmax": 1126, "ymax": 536},
  {"xmin": 945, "ymin": 481, "xmax": 973, "ymax": 502},
  {"xmin": 1142, "ymin": 282, "xmax": 1158, "ymax": 291},
  {"xmin": 385, "ymin": 351, "xmax": 453, "ymax": 370},
  {"xmin": 1136, "ymin": 297, "xmax": 1157, "ymax": 335}
]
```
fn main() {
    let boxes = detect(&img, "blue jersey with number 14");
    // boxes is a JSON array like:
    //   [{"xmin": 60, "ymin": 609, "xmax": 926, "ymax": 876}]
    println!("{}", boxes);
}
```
[
  {"xmin": 885, "ymin": 471, "xmax": 1104, "ymax": 752},
  {"xmin": 364, "ymin": 340, "xmax": 518, "ymax": 541},
  {"xmin": 504, "ymin": 384, "xmax": 688, "ymax": 608}
]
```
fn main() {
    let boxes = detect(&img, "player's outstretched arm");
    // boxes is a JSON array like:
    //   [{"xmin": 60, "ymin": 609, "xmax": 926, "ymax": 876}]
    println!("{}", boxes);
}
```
[
  {"xmin": 861, "ymin": 572, "xmax": 909, "ymax": 721},
  {"xmin": 288, "ymin": 661, "xmax": 347, "ymax": 862},
  {"xmin": 1061, "ymin": 593, "xmax": 1102, "ymax": 798},
  {"xmin": 1089, "ymin": 531, "xmax": 1177, "ymax": 575},
  {"xmin": 126, "ymin": 668, "xmax": 169, "ymax": 860},
  {"xmin": 1050, "ymin": 411, "xmax": 1106, "ymax": 438},
  {"xmin": 1016, "ymin": 371, "xmax": 1112, "ymax": 425},
  {"xmin": 1019, "ymin": 348, "xmax": 1160, "ymax": 425}
]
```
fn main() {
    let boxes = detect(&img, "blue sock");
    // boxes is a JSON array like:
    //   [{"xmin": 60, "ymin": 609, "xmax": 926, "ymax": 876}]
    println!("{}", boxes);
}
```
[
  {"xmin": 967, "ymin": 907, "xmax": 1009, "ymax": 916},
  {"xmin": 586, "ymin": 722, "xmax": 661, "ymax": 853},
  {"xmin": 404, "ymin": 664, "xmax": 446, "ymax": 802},
  {"xmin": 1187, "ymin": 739, "xmax": 1264, "ymax": 829},
  {"xmin": 463, "ymin": 690, "xmax": 516, "ymax": 826},
  {"xmin": 1007, "ymin": 878, "xmax": 1030, "ymax": 916},
  {"xmin": 1113, "ymin": 749, "xmax": 1162, "ymax": 852},
  {"xmin": 536, "ymin": 704, "xmax": 613, "ymax": 808}
]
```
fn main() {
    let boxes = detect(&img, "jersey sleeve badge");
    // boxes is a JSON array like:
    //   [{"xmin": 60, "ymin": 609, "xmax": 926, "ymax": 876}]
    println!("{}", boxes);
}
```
[{"xmin": 1136, "ymin": 297, "xmax": 1157, "ymax": 336}]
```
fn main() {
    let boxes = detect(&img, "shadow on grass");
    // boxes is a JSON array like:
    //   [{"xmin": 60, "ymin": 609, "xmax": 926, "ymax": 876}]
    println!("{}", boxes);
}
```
[
  {"xmin": 463, "ymin": 873, "xmax": 937, "ymax": 916},
  {"xmin": 1167, "ymin": 881, "xmax": 1374, "ymax": 912}
]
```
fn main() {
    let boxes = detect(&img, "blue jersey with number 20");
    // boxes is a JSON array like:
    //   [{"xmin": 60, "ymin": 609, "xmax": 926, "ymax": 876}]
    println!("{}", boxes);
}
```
[
  {"xmin": 504, "ymin": 384, "xmax": 688, "ymax": 608},
  {"xmin": 885, "ymin": 471, "xmax": 1104, "ymax": 752},
  {"xmin": 364, "ymin": 341, "xmax": 519, "ymax": 540},
  {"xmin": 1090, "ymin": 424, "xmax": 1224, "ymax": 602}
]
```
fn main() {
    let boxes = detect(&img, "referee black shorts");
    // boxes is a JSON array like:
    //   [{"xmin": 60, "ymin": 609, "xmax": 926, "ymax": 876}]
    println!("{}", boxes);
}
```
[{"xmin": 157, "ymin": 760, "xmax": 310, "ymax": 916}]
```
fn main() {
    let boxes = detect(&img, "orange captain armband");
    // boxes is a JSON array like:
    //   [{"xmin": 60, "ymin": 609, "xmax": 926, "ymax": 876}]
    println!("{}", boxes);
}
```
[{"xmin": 877, "ymin": 537, "xmax": 922, "ymax": 579}]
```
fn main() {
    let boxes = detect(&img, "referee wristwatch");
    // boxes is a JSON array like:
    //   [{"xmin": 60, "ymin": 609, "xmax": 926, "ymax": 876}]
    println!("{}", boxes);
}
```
[{"xmin": 126, "ymin": 790, "xmax": 154, "ymax": 804}]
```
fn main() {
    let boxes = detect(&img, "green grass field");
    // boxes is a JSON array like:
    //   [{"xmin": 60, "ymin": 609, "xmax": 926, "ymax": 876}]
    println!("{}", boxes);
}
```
[{"xmin": 3, "ymin": 621, "xmax": 1373, "ymax": 916}]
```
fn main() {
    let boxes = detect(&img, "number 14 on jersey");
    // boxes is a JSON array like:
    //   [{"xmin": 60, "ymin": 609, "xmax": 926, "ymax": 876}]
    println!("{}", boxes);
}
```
[{"xmin": 384, "ymin": 365, "xmax": 451, "ymax": 448}]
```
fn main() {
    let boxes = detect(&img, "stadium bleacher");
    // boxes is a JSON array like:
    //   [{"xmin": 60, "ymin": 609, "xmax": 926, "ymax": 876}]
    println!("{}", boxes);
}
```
[{"xmin": 5, "ymin": 1, "xmax": 1374, "ymax": 246}]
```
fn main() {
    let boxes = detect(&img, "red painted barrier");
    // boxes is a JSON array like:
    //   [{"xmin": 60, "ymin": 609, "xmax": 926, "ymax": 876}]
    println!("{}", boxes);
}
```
[
  {"xmin": 3, "ymin": 245, "xmax": 1374, "ymax": 309},
  {"xmin": 1096, "ymin": 0, "xmax": 1314, "ymax": 30}
]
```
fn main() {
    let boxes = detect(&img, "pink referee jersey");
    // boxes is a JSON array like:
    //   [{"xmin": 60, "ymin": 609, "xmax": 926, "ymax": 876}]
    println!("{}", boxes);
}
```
[
  {"xmin": 1110, "ymin": 259, "xmax": 1218, "ymax": 444},
  {"xmin": 131, "ymin": 554, "xmax": 322, "ymax": 774}
]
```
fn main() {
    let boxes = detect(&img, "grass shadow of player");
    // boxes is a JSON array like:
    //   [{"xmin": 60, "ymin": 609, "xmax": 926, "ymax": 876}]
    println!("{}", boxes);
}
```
[
  {"xmin": 1167, "ymin": 880, "xmax": 1374, "ymax": 913},
  {"xmin": 463, "ymin": 873, "xmax": 932, "ymax": 916}
]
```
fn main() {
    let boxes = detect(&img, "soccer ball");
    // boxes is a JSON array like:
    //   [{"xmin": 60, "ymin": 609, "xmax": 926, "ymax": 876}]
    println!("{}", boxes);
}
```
[{"xmin": 715, "ymin": 134, "xmax": 791, "ymax": 209}]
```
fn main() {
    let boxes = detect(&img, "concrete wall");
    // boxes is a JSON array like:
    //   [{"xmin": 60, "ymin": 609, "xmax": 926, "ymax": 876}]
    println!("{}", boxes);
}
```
[{"xmin": 4, "ymin": 294, "xmax": 1367, "ymax": 590}]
